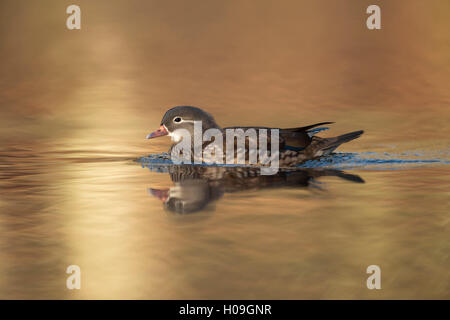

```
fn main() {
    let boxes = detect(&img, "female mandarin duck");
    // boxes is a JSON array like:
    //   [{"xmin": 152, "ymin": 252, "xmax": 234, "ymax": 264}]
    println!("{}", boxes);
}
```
[{"xmin": 146, "ymin": 106, "xmax": 363, "ymax": 167}]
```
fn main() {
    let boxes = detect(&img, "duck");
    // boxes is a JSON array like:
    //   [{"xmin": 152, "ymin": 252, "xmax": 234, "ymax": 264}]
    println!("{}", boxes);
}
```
[{"xmin": 146, "ymin": 105, "xmax": 363, "ymax": 167}]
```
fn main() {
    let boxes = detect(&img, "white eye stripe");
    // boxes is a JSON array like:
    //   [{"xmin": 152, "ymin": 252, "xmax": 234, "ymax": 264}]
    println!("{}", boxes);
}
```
[{"xmin": 173, "ymin": 117, "xmax": 195, "ymax": 124}]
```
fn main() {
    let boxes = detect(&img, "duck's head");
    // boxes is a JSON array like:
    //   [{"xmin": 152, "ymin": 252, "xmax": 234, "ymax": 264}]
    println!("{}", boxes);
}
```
[{"xmin": 146, "ymin": 106, "xmax": 220, "ymax": 142}]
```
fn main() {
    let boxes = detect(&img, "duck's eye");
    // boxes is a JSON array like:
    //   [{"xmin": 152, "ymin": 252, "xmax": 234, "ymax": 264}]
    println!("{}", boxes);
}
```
[{"xmin": 173, "ymin": 117, "xmax": 182, "ymax": 123}]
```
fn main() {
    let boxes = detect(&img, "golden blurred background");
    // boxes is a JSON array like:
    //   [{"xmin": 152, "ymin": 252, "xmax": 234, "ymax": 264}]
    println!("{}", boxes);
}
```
[
  {"xmin": 0, "ymin": 0, "xmax": 449, "ymax": 299},
  {"xmin": 0, "ymin": 0, "xmax": 449, "ymax": 149}
]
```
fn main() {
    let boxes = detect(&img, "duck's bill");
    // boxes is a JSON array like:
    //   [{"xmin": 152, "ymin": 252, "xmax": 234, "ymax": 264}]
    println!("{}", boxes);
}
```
[{"xmin": 146, "ymin": 125, "xmax": 168, "ymax": 139}]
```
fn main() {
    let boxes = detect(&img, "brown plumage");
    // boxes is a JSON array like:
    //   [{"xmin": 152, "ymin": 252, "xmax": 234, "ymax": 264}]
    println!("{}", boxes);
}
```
[{"xmin": 146, "ymin": 106, "xmax": 364, "ymax": 167}]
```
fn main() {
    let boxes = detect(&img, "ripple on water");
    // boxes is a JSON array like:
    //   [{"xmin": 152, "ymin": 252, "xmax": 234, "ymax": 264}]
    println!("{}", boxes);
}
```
[{"xmin": 137, "ymin": 150, "xmax": 450, "ymax": 171}]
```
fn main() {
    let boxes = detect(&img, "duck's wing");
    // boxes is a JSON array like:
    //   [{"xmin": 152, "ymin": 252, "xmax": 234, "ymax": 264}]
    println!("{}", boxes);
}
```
[
  {"xmin": 223, "ymin": 123, "xmax": 333, "ymax": 150},
  {"xmin": 221, "ymin": 126, "xmax": 283, "ymax": 153},
  {"xmin": 282, "ymin": 122, "xmax": 334, "ymax": 133},
  {"xmin": 280, "ymin": 122, "xmax": 334, "ymax": 149}
]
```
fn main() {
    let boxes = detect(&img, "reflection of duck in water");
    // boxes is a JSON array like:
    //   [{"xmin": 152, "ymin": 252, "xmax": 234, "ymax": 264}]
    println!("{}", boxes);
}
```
[{"xmin": 148, "ymin": 165, "xmax": 364, "ymax": 214}]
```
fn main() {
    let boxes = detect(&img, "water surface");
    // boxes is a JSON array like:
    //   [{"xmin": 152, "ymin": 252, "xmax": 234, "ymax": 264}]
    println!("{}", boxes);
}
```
[{"xmin": 0, "ymin": 0, "xmax": 449, "ymax": 299}]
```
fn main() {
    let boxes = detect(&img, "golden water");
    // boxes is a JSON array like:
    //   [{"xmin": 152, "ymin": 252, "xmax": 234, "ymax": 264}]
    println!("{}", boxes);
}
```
[{"xmin": 0, "ymin": 0, "xmax": 449, "ymax": 299}]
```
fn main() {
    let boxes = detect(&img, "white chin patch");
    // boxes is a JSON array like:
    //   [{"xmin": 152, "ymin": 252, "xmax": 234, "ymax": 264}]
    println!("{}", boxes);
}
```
[{"xmin": 169, "ymin": 129, "xmax": 184, "ymax": 143}]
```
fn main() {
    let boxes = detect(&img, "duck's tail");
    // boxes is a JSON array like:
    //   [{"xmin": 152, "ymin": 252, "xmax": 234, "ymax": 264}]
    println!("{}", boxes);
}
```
[{"xmin": 310, "ymin": 130, "xmax": 364, "ymax": 157}]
